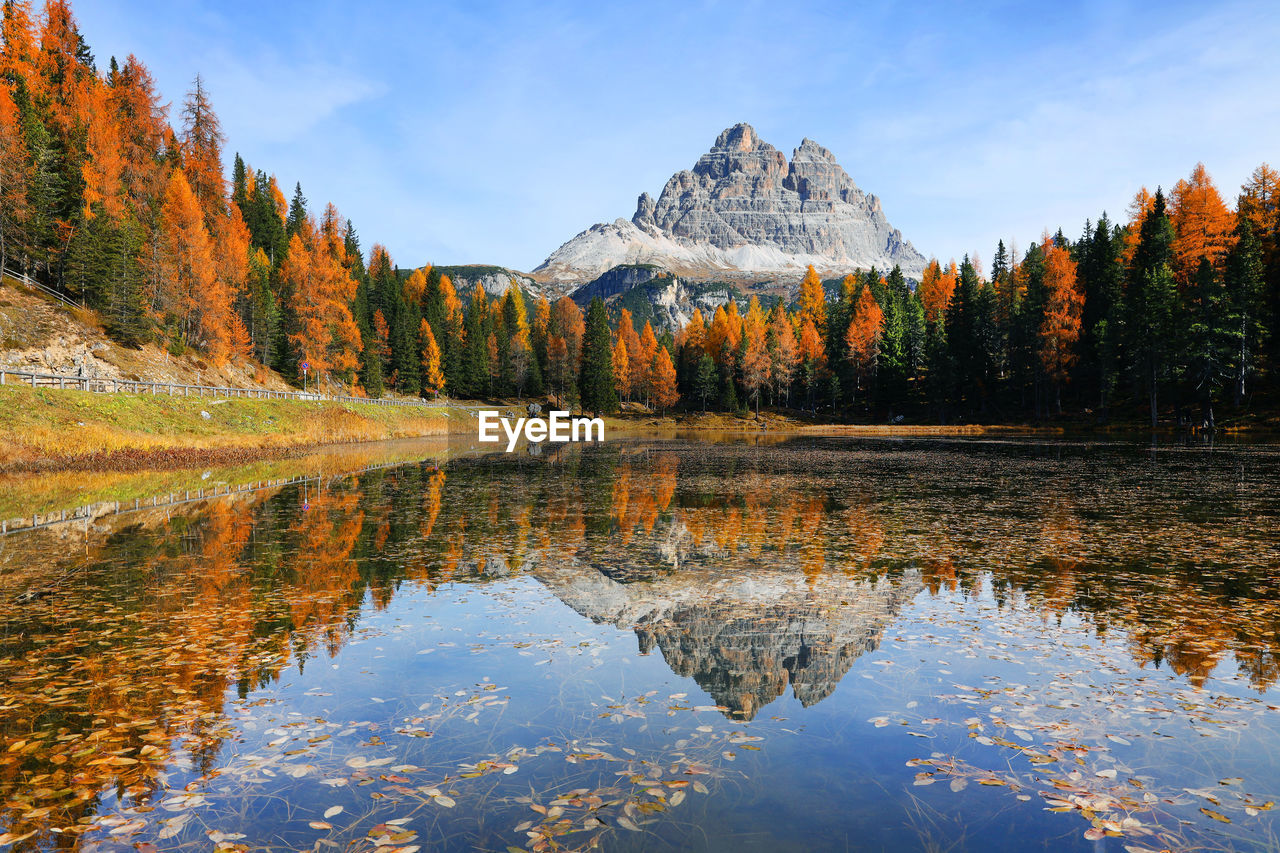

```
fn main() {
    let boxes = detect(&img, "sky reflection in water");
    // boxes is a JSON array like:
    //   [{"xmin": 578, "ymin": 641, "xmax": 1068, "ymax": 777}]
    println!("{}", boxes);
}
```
[{"xmin": 1, "ymin": 437, "xmax": 1279, "ymax": 852}]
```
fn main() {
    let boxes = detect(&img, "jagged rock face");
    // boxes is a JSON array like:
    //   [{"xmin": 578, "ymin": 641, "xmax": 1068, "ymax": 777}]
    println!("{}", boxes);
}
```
[
  {"xmin": 570, "ymin": 265, "xmax": 670, "ymax": 305},
  {"xmin": 535, "ymin": 123, "xmax": 925, "ymax": 284}
]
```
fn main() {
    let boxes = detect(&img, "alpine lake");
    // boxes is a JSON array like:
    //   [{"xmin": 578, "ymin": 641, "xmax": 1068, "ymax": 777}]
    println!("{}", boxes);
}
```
[{"xmin": 2, "ymin": 434, "xmax": 1280, "ymax": 852}]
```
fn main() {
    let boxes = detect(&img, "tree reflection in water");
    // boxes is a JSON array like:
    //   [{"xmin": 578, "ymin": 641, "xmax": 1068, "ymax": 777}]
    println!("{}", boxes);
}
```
[{"xmin": 1, "ymin": 437, "xmax": 1278, "ymax": 851}]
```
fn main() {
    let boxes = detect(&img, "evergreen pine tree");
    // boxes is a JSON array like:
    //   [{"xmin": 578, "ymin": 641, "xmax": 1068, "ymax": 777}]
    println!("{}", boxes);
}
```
[
  {"xmin": 1224, "ymin": 214, "xmax": 1266, "ymax": 406},
  {"xmin": 461, "ymin": 288, "xmax": 489, "ymax": 397},
  {"xmin": 694, "ymin": 353, "xmax": 716, "ymax": 413},
  {"xmin": 1012, "ymin": 244, "xmax": 1047, "ymax": 415},
  {"xmin": 1079, "ymin": 214, "xmax": 1125, "ymax": 413},
  {"xmin": 1186, "ymin": 257, "xmax": 1235, "ymax": 429},
  {"xmin": 578, "ymin": 297, "xmax": 617, "ymax": 415},
  {"xmin": 1126, "ymin": 189, "xmax": 1178, "ymax": 428},
  {"xmin": 285, "ymin": 182, "xmax": 307, "ymax": 237},
  {"xmin": 877, "ymin": 266, "xmax": 909, "ymax": 408}
]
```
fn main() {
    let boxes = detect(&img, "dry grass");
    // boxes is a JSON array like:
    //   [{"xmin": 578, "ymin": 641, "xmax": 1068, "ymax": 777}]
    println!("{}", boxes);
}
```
[{"xmin": 0, "ymin": 385, "xmax": 446, "ymax": 472}]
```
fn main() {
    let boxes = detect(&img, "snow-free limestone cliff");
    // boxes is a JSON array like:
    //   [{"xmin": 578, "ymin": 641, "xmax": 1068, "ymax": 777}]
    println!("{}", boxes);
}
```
[{"xmin": 534, "ymin": 123, "xmax": 926, "ymax": 286}]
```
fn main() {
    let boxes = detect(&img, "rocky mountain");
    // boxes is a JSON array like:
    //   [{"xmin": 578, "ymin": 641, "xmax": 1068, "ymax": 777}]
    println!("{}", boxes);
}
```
[
  {"xmin": 433, "ymin": 265, "xmax": 547, "ymax": 299},
  {"xmin": 568, "ymin": 266, "xmax": 741, "ymax": 334},
  {"xmin": 535, "ymin": 123, "xmax": 926, "ymax": 286}
]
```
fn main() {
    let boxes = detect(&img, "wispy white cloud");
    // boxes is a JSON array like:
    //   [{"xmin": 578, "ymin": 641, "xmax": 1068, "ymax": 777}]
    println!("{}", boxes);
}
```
[{"xmin": 209, "ymin": 53, "xmax": 385, "ymax": 146}]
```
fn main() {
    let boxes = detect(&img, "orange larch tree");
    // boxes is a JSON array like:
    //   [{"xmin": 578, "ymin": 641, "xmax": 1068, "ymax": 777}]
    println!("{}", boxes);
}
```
[
  {"xmin": 34, "ymin": 0, "xmax": 92, "ymax": 148},
  {"xmin": 552, "ymin": 297, "xmax": 584, "ymax": 379},
  {"xmin": 617, "ymin": 308, "xmax": 642, "ymax": 399},
  {"xmin": 844, "ymin": 284, "xmax": 884, "ymax": 401},
  {"xmin": 798, "ymin": 316, "xmax": 825, "ymax": 411},
  {"xmin": 706, "ymin": 304, "xmax": 733, "ymax": 364},
  {"xmin": 281, "ymin": 228, "xmax": 324, "ymax": 374},
  {"xmin": 637, "ymin": 320, "xmax": 658, "ymax": 405},
  {"xmin": 1038, "ymin": 236, "xmax": 1084, "ymax": 412},
  {"xmin": 0, "ymin": 1, "xmax": 38, "ymax": 86},
  {"xmin": 210, "ymin": 206, "xmax": 252, "ymax": 361},
  {"xmin": 267, "ymin": 174, "xmax": 288, "ymax": 222},
  {"xmin": 179, "ymin": 74, "xmax": 227, "ymax": 223},
  {"xmin": 153, "ymin": 169, "xmax": 224, "ymax": 357},
  {"xmin": 108, "ymin": 56, "xmax": 168, "ymax": 215},
  {"xmin": 546, "ymin": 334, "xmax": 570, "ymax": 403},
  {"xmin": 741, "ymin": 296, "xmax": 771, "ymax": 414},
  {"xmin": 917, "ymin": 259, "xmax": 956, "ymax": 325},
  {"xmin": 1170, "ymin": 163, "xmax": 1234, "ymax": 281},
  {"xmin": 420, "ymin": 319, "xmax": 444, "ymax": 398},
  {"xmin": 485, "ymin": 332, "xmax": 500, "ymax": 393},
  {"xmin": 1239, "ymin": 163, "xmax": 1278, "ymax": 240},
  {"xmin": 403, "ymin": 269, "xmax": 426, "ymax": 306},
  {"xmin": 681, "ymin": 307, "xmax": 706, "ymax": 353},
  {"xmin": 532, "ymin": 295, "xmax": 550, "ymax": 347},
  {"xmin": 611, "ymin": 337, "xmax": 630, "ymax": 403},
  {"xmin": 771, "ymin": 305, "xmax": 799, "ymax": 406},
  {"xmin": 282, "ymin": 217, "xmax": 361, "ymax": 380},
  {"xmin": 650, "ymin": 346, "xmax": 679, "ymax": 415},
  {"xmin": 81, "ymin": 82, "xmax": 125, "ymax": 220},
  {"xmin": 373, "ymin": 309, "xmax": 391, "ymax": 365},
  {"xmin": 797, "ymin": 264, "xmax": 826, "ymax": 332}
]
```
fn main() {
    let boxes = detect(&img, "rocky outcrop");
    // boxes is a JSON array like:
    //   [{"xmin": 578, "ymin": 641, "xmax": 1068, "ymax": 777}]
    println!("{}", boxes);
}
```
[
  {"xmin": 434, "ymin": 265, "xmax": 562, "ymax": 300},
  {"xmin": 566, "ymin": 265, "xmax": 726, "ymax": 333},
  {"xmin": 534, "ymin": 123, "xmax": 926, "ymax": 285},
  {"xmin": 570, "ymin": 264, "xmax": 671, "ymax": 305}
]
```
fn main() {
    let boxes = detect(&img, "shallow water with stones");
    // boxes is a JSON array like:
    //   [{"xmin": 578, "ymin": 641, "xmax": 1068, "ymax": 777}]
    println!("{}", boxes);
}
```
[{"xmin": 2, "ymin": 436, "xmax": 1280, "ymax": 852}]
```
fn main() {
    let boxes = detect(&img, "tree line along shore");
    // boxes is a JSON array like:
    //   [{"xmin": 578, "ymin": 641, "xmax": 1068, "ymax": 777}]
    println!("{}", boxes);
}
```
[{"xmin": 2, "ymin": 1, "xmax": 1278, "ymax": 433}]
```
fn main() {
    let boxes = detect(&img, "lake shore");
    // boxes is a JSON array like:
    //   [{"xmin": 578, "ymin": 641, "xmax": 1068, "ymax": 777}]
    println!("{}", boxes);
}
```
[
  {"xmin": 598, "ymin": 404, "xmax": 1280, "ymax": 439},
  {"xmin": 5, "ymin": 386, "xmax": 1276, "ymax": 474}
]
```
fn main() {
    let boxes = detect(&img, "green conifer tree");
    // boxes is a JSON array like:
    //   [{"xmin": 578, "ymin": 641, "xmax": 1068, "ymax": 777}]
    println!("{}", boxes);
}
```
[{"xmin": 578, "ymin": 297, "xmax": 617, "ymax": 415}]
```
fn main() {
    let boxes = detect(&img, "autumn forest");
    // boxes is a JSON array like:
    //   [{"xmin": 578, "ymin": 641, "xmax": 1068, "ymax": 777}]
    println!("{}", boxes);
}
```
[{"xmin": 2, "ymin": 0, "xmax": 1278, "ymax": 427}]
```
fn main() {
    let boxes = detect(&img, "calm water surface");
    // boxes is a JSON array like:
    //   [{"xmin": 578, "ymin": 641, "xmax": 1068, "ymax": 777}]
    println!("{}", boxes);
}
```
[{"xmin": 2, "ymin": 437, "xmax": 1280, "ymax": 852}]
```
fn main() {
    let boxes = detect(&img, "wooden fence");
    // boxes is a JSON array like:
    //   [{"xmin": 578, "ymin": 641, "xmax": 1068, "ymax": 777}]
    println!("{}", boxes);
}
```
[
  {"xmin": 2, "ymin": 265, "xmax": 80, "ymax": 309},
  {"xmin": 0, "ymin": 367, "xmax": 438, "ymax": 407}
]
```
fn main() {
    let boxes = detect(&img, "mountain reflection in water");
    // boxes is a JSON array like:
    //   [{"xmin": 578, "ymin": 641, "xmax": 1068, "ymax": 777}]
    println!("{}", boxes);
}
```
[{"xmin": 1, "ymin": 436, "xmax": 1279, "ymax": 852}]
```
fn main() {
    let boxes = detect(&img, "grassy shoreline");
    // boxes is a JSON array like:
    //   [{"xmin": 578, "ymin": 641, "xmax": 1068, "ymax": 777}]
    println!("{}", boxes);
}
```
[
  {"xmin": 0, "ymin": 437, "xmax": 457, "ymax": 521},
  {"xmin": 0, "ymin": 385, "xmax": 449, "ymax": 472},
  {"xmin": 3, "ymin": 386, "xmax": 1276, "ymax": 475}
]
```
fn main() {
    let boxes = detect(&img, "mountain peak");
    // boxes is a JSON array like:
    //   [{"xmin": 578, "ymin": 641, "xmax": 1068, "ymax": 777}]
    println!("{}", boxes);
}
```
[
  {"xmin": 793, "ymin": 137, "xmax": 835, "ymax": 161},
  {"xmin": 712, "ymin": 122, "xmax": 762, "ymax": 152},
  {"xmin": 535, "ymin": 123, "xmax": 924, "ymax": 284}
]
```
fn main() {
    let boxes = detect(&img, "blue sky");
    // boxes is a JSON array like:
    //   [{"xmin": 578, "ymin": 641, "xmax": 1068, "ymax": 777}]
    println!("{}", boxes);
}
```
[{"xmin": 78, "ymin": 0, "xmax": 1280, "ymax": 273}]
